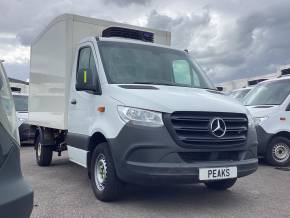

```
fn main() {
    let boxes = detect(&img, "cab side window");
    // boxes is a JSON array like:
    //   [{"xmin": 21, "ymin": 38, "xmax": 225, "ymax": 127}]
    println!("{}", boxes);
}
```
[
  {"xmin": 172, "ymin": 60, "xmax": 191, "ymax": 86},
  {"xmin": 172, "ymin": 59, "xmax": 202, "ymax": 87},
  {"xmin": 77, "ymin": 47, "xmax": 90, "ymax": 72},
  {"xmin": 76, "ymin": 46, "xmax": 101, "ymax": 94}
]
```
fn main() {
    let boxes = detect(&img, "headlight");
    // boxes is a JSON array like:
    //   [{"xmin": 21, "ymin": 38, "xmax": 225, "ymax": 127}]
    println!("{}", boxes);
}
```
[
  {"xmin": 253, "ymin": 116, "xmax": 268, "ymax": 125},
  {"xmin": 118, "ymin": 106, "xmax": 163, "ymax": 127},
  {"xmin": 246, "ymin": 109, "xmax": 255, "ymax": 127},
  {"xmin": 18, "ymin": 118, "xmax": 25, "ymax": 122}
]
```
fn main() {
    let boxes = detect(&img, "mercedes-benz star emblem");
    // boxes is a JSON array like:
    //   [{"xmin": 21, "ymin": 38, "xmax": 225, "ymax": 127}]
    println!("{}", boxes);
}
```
[{"xmin": 210, "ymin": 117, "xmax": 227, "ymax": 138}]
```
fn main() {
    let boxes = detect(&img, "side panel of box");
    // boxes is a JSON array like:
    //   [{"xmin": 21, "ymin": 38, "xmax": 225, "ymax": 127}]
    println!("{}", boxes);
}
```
[{"xmin": 29, "ymin": 20, "xmax": 69, "ymax": 130}]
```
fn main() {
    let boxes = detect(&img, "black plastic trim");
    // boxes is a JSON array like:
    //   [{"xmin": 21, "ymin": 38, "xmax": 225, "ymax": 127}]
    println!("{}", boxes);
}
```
[
  {"xmin": 0, "ymin": 125, "xmax": 33, "ymax": 218},
  {"xmin": 66, "ymin": 132, "xmax": 90, "ymax": 151},
  {"xmin": 255, "ymin": 125, "xmax": 273, "ymax": 155},
  {"xmin": 118, "ymin": 85, "xmax": 159, "ymax": 90},
  {"xmin": 108, "ymin": 123, "xmax": 258, "ymax": 185},
  {"xmin": 286, "ymin": 102, "xmax": 290, "ymax": 111}
]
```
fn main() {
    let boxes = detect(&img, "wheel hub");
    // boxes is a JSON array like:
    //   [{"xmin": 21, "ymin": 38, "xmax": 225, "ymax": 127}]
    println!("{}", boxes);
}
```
[
  {"xmin": 94, "ymin": 154, "xmax": 107, "ymax": 191},
  {"xmin": 272, "ymin": 143, "xmax": 290, "ymax": 162}
]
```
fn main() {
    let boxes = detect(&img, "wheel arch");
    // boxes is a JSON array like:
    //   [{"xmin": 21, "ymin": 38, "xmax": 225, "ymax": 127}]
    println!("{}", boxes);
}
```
[
  {"xmin": 270, "ymin": 131, "xmax": 290, "ymax": 142},
  {"xmin": 33, "ymin": 126, "xmax": 55, "ymax": 148},
  {"xmin": 265, "ymin": 131, "xmax": 290, "ymax": 166},
  {"xmin": 87, "ymin": 132, "xmax": 109, "ymax": 176},
  {"xmin": 266, "ymin": 131, "xmax": 290, "ymax": 152},
  {"xmin": 33, "ymin": 126, "xmax": 42, "ymax": 149}
]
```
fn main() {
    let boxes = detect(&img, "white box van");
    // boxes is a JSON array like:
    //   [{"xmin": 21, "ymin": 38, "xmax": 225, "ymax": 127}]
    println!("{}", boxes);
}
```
[
  {"xmin": 245, "ymin": 77, "xmax": 290, "ymax": 166},
  {"xmin": 29, "ymin": 14, "xmax": 258, "ymax": 201}
]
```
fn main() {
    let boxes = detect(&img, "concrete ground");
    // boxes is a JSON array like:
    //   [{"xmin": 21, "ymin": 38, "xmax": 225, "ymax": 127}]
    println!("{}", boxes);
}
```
[{"xmin": 20, "ymin": 146, "xmax": 290, "ymax": 218}]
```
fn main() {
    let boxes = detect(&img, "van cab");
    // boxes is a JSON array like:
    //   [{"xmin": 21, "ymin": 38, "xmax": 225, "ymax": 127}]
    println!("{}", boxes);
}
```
[{"xmin": 245, "ymin": 77, "xmax": 290, "ymax": 166}]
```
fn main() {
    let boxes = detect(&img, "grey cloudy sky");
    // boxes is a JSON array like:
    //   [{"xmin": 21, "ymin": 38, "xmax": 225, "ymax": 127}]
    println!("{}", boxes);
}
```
[{"xmin": 1, "ymin": 0, "xmax": 290, "ymax": 83}]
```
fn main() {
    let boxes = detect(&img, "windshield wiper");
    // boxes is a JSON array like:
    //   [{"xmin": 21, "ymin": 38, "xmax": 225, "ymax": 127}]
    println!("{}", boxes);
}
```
[
  {"xmin": 132, "ymin": 82, "xmax": 217, "ymax": 90},
  {"xmin": 198, "ymin": 87, "xmax": 220, "ymax": 91},
  {"xmin": 245, "ymin": 104, "xmax": 279, "ymax": 106},
  {"xmin": 133, "ymin": 82, "xmax": 182, "ymax": 87}
]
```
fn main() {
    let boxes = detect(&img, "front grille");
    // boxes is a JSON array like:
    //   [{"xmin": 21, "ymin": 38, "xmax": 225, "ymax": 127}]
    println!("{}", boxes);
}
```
[
  {"xmin": 163, "ymin": 111, "xmax": 248, "ymax": 149},
  {"xmin": 179, "ymin": 151, "xmax": 240, "ymax": 163}
]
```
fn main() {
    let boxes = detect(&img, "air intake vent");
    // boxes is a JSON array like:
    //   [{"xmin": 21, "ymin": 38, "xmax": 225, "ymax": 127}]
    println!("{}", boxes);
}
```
[{"xmin": 102, "ymin": 27, "xmax": 154, "ymax": 43}]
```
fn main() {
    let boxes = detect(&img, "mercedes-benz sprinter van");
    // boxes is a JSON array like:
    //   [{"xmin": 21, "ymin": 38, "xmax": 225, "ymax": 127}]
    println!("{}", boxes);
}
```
[
  {"xmin": 245, "ymin": 77, "xmax": 290, "ymax": 166},
  {"xmin": 29, "ymin": 14, "xmax": 258, "ymax": 202}
]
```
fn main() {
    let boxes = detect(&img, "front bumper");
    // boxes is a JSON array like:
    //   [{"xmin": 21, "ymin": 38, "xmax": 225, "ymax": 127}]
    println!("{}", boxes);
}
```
[
  {"xmin": 0, "ymin": 146, "xmax": 33, "ymax": 218},
  {"xmin": 108, "ymin": 123, "xmax": 258, "ymax": 185},
  {"xmin": 19, "ymin": 123, "xmax": 35, "ymax": 143},
  {"xmin": 255, "ymin": 125, "xmax": 273, "ymax": 156}
]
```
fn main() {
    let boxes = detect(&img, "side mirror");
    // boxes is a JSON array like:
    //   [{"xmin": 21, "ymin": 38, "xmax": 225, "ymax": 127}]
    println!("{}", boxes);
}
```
[
  {"xmin": 286, "ymin": 103, "xmax": 290, "ymax": 111},
  {"xmin": 75, "ymin": 68, "xmax": 100, "ymax": 94},
  {"xmin": 216, "ymin": 86, "xmax": 224, "ymax": 92}
]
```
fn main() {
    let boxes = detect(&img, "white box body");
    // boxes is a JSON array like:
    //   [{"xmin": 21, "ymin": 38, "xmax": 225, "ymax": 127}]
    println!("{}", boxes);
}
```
[{"xmin": 29, "ymin": 14, "xmax": 171, "ymax": 130}]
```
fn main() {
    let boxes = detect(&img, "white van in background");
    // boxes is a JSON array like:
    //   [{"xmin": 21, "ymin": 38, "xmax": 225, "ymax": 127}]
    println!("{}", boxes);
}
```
[
  {"xmin": 230, "ymin": 87, "xmax": 253, "ymax": 102},
  {"xmin": 13, "ymin": 93, "xmax": 28, "ymax": 127},
  {"xmin": 28, "ymin": 14, "xmax": 258, "ymax": 202},
  {"xmin": 12, "ymin": 93, "xmax": 35, "ymax": 144},
  {"xmin": 244, "ymin": 77, "xmax": 290, "ymax": 166}
]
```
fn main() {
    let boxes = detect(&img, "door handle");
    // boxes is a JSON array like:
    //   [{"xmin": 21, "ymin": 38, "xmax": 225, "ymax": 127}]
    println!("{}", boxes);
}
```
[{"xmin": 70, "ymin": 99, "xmax": 77, "ymax": 105}]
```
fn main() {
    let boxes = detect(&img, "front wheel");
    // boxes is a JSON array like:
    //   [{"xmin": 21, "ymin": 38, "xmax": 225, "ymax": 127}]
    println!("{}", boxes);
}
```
[
  {"xmin": 266, "ymin": 136, "xmax": 290, "ymax": 166},
  {"xmin": 35, "ymin": 134, "xmax": 53, "ymax": 166},
  {"xmin": 90, "ymin": 142, "xmax": 124, "ymax": 202},
  {"xmin": 204, "ymin": 178, "xmax": 237, "ymax": 190}
]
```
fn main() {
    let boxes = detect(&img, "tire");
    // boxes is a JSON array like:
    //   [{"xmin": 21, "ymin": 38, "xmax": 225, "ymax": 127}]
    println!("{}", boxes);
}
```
[
  {"xmin": 90, "ymin": 142, "xmax": 123, "ymax": 202},
  {"xmin": 266, "ymin": 136, "xmax": 290, "ymax": 166},
  {"xmin": 35, "ymin": 134, "xmax": 53, "ymax": 166},
  {"xmin": 204, "ymin": 178, "xmax": 237, "ymax": 190}
]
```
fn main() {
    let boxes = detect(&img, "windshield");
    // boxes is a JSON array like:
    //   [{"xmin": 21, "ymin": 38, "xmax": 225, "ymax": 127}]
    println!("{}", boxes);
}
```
[
  {"xmin": 98, "ymin": 41, "xmax": 215, "ymax": 89},
  {"xmin": 0, "ymin": 63, "xmax": 19, "ymax": 144},
  {"xmin": 13, "ymin": 95, "xmax": 28, "ymax": 112},
  {"xmin": 244, "ymin": 79, "xmax": 290, "ymax": 106},
  {"xmin": 231, "ymin": 89, "xmax": 251, "ymax": 99}
]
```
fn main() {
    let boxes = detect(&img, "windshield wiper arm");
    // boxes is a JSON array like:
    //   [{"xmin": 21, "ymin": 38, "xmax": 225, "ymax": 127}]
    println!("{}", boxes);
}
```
[
  {"xmin": 198, "ymin": 87, "xmax": 219, "ymax": 91},
  {"xmin": 133, "ymin": 82, "xmax": 213, "ymax": 89},
  {"xmin": 133, "ymin": 82, "xmax": 178, "ymax": 86}
]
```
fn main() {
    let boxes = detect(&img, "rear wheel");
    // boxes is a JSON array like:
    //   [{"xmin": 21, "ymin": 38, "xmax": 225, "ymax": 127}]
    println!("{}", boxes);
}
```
[
  {"xmin": 35, "ymin": 134, "xmax": 53, "ymax": 166},
  {"xmin": 204, "ymin": 178, "xmax": 237, "ymax": 190},
  {"xmin": 90, "ymin": 142, "xmax": 123, "ymax": 202},
  {"xmin": 266, "ymin": 136, "xmax": 290, "ymax": 166}
]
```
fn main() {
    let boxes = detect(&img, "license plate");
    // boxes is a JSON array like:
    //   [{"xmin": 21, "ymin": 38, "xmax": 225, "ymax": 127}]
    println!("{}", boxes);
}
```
[{"xmin": 199, "ymin": 167, "xmax": 237, "ymax": 181}]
